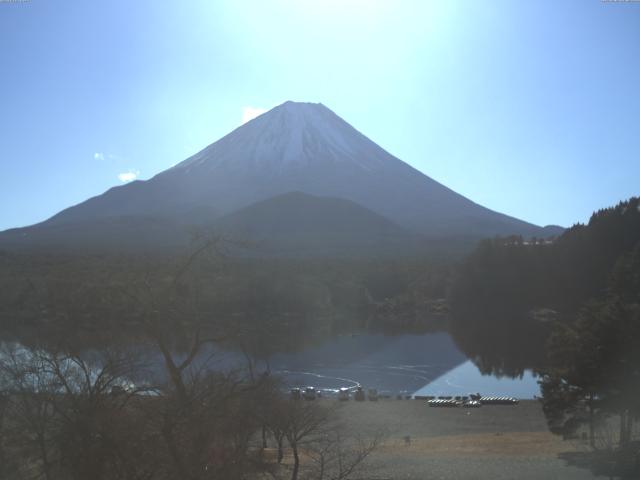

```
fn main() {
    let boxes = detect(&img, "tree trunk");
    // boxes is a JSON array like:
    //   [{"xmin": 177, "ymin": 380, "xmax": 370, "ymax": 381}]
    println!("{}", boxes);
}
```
[
  {"xmin": 157, "ymin": 339, "xmax": 188, "ymax": 402},
  {"xmin": 291, "ymin": 444, "xmax": 300, "ymax": 480},
  {"xmin": 0, "ymin": 397, "xmax": 6, "ymax": 480},
  {"xmin": 588, "ymin": 395, "xmax": 595, "ymax": 449},
  {"xmin": 277, "ymin": 436, "xmax": 284, "ymax": 464},
  {"xmin": 620, "ymin": 410, "xmax": 628, "ymax": 447},
  {"xmin": 241, "ymin": 347, "xmax": 255, "ymax": 383},
  {"xmin": 162, "ymin": 413, "xmax": 193, "ymax": 480},
  {"xmin": 37, "ymin": 432, "xmax": 53, "ymax": 480}
]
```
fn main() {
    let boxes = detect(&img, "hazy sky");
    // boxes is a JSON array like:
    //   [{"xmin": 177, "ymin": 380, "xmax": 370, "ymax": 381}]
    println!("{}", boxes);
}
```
[{"xmin": 1, "ymin": 0, "xmax": 639, "ymax": 230}]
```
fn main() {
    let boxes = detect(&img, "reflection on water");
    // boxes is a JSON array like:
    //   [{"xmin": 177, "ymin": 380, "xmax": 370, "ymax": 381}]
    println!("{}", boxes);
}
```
[
  {"xmin": 247, "ymin": 333, "xmax": 538, "ymax": 398},
  {"xmin": 412, "ymin": 360, "xmax": 540, "ymax": 399},
  {"xmin": 2, "ymin": 333, "xmax": 541, "ymax": 399},
  {"xmin": 266, "ymin": 332, "xmax": 466, "ymax": 393}
]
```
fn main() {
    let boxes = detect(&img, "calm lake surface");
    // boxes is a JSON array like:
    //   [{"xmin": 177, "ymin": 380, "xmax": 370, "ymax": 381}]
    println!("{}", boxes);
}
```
[
  {"xmin": 1, "ymin": 333, "xmax": 540, "ymax": 399},
  {"xmin": 253, "ymin": 333, "xmax": 540, "ymax": 399}
]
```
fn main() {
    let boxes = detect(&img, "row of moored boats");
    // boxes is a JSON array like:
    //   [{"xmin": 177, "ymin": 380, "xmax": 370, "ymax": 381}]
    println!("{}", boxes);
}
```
[
  {"xmin": 416, "ymin": 395, "xmax": 519, "ymax": 407},
  {"xmin": 290, "ymin": 387, "xmax": 519, "ymax": 406}
]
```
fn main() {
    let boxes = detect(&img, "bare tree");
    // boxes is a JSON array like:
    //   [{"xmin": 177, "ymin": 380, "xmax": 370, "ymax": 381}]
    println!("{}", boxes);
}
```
[
  {"xmin": 111, "ymin": 236, "xmax": 279, "ymax": 480},
  {"xmin": 262, "ymin": 395, "xmax": 385, "ymax": 480},
  {"xmin": 274, "ymin": 400, "xmax": 331, "ymax": 480},
  {"xmin": 0, "ymin": 359, "xmax": 11, "ymax": 479},
  {"xmin": 305, "ymin": 429, "xmax": 384, "ymax": 480},
  {"xmin": 0, "ymin": 343, "xmax": 63, "ymax": 480},
  {"xmin": 0, "ymin": 343, "xmax": 155, "ymax": 480},
  {"xmin": 0, "ymin": 238, "xmax": 387, "ymax": 480}
]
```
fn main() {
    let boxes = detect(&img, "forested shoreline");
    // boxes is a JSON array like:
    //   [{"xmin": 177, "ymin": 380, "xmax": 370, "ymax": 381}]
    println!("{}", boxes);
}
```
[
  {"xmin": 0, "ymin": 239, "xmax": 391, "ymax": 480},
  {"xmin": 450, "ymin": 197, "xmax": 640, "ymax": 372},
  {"xmin": 450, "ymin": 197, "xmax": 640, "ymax": 474},
  {"xmin": 0, "ymin": 246, "xmax": 453, "ymax": 354},
  {"xmin": 1, "ymin": 198, "xmax": 638, "ymax": 478}
]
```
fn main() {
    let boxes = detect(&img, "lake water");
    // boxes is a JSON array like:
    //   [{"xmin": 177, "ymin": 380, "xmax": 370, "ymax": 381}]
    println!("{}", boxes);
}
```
[
  {"xmin": 252, "ymin": 333, "xmax": 540, "ymax": 399},
  {"xmin": 1, "ymin": 333, "xmax": 541, "ymax": 399},
  {"xmin": 412, "ymin": 360, "xmax": 539, "ymax": 398}
]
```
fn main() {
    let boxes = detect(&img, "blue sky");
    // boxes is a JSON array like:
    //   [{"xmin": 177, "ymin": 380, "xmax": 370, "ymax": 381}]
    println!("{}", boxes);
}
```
[{"xmin": 1, "ymin": 0, "xmax": 638, "ymax": 231}]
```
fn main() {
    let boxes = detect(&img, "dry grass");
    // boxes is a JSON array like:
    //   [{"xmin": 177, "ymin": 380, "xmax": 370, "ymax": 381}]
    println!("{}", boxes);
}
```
[
  {"xmin": 253, "ymin": 401, "xmax": 600, "ymax": 479},
  {"xmin": 319, "ymin": 399, "xmax": 601, "ymax": 479},
  {"xmin": 382, "ymin": 431, "xmax": 572, "ymax": 457}
]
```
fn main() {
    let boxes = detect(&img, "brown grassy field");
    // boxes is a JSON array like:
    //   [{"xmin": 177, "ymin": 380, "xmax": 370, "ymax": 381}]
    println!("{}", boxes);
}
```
[{"xmin": 321, "ymin": 399, "xmax": 599, "ymax": 479}]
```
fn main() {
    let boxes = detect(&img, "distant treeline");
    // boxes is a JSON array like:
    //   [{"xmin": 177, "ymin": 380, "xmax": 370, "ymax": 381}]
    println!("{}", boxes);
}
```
[
  {"xmin": 450, "ymin": 197, "xmax": 640, "ymax": 376},
  {"xmin": 450, "ymin": 197, "xmax": 640, "ymax": 468},
  {"xmin": 0, "ymin": 245, "xmax": 452, "ymax": 354}
]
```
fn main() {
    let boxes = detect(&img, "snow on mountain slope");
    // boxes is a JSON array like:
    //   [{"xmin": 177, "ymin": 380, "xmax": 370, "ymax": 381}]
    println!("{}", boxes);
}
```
[
  {"xmin": 5, "ymin": 101, "xmax": 560, "ymax": 246},
  {"xmin": 173, "ymin": 101, "xmax": 386, "ymax": 174}
]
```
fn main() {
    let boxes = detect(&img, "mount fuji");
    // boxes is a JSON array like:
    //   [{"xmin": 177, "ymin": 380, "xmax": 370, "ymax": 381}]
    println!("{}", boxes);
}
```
[{"xmin": 0, "ymin": 101, "xmax": 562, "ymax": 255}]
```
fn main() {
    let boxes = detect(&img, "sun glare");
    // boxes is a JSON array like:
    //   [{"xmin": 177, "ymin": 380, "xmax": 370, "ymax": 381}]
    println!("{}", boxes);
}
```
[{"xmin": 280, "ymin": 0, "xmax": 394, "ymax": 28}]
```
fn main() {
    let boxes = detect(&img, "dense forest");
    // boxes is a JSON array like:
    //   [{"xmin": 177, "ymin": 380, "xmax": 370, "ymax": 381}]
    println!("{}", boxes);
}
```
[
  {"xmin": 450, "ymin": 197, "xmax": 640, "ymax": 375},
  {"xmin": 0, "ymin": 244, "xmax": 451, "ymax": 354},
  {"xmin": 450, "ymin": 197, "xmax": 640, "ymax": 470}
]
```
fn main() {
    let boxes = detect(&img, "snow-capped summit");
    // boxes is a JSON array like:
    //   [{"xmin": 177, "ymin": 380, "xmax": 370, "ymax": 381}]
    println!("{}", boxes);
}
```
[
  {"xmin": 1, "ymin": 101, "xmax": 563, "ymax": 253},
  {"xmin": 173, "ymin": 101, "xmax": 387, "ymax": 174}
]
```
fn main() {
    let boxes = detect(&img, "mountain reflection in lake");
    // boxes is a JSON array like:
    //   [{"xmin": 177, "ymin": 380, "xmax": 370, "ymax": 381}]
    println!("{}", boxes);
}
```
[
  {"xmin": 1, "ymin": 333, "xmax": 540, "ymax": 398},
  {"xmin": 269, "ymin": 333, "xmax": 465, "ymax": 394},
  {"xmin": 412, "ymin": 360, "xmax": 540, "ymax": 398},
  {"xmin": 206, "ymin": 333, "xmax": 540, "ymax": 398}
]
